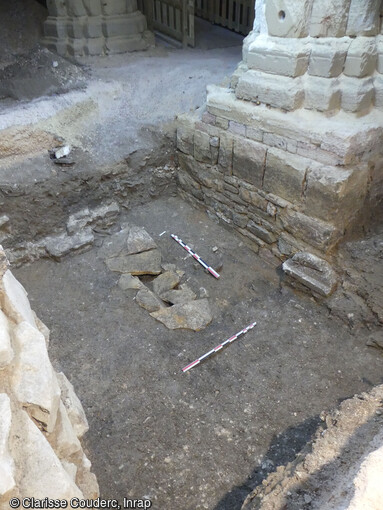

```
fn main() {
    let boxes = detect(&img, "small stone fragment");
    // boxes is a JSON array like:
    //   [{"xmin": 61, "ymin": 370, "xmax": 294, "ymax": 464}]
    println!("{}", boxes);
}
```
[
  {"xmin": 48, "ymin": 401, "xmax": 82, "ymax": 459},
  {"xmin": 126, "ymin": 226, "xmax": 157, "ymax": 255},
  {"xmin": 0, "ymin": 393, "xmax": 15, "ymax": 496},
  {"xmin": 56, "ymin": 372, "xmax": 89, "ymax": 439},
  {"xmin": 0, "ymin": 310, "xmax": 13, "ymax": 369},
  {"xmin": 136, "ymin": 288, "xmax": 164, "ymax": 312},
  {"xmin": 160, "ymin": 284, "xmax": 197, "ymax": 305},
  {"xmin": 1, "ymin": 269, "xmax": 36, "ymax": 327},
  {"xmin": 150, "ymin": 299, "xmax": 212, "ymax": 331},
  {"xmin": 66, "ymin": 208, "xmax": 91, "ymax": 235},
  {"xmin": 199, "ymin": 287, "xmax": 209, "ymax": 298},
  {"xmin": 118, "ymin": 274, "xmax": 143, "ymax": 291},
  {"xmin": 106, "ymin": 249, "xmax": 162, "ymax": 275},
  {"xmin": 282, "ymin": 252, "xmax": 337, "ymax": 297},
  {"xmin": 45, "ymin": 229, "xmax": 94, "ymax": 260},
  {"xmin": 153, "ymin": 271, "xmax": 181, "ymax": 295}
]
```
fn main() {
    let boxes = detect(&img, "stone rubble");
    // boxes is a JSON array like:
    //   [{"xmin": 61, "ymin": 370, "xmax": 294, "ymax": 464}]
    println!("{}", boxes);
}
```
[
  {"xmin": 0, "ymin": 246, "xmax": 98, "ymax": 503},
  {"xmin": 102, "ymin": 224, "xmax": 213, "ymax": 331}
]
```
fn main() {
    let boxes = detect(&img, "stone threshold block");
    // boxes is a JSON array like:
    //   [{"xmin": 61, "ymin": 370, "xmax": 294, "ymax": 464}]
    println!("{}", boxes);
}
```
[{"xmin": 247, "ymin": 36, "xmax": 311, "ymax": 77}]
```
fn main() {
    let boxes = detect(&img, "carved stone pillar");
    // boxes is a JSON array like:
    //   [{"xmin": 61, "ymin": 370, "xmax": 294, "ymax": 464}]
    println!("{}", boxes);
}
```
[
  {"xmin": 176, "ymin": 0, "xmax": 383, "ymax": 265},
  {"xmin": 43, "ymin": 0, "xmax": 154, "ymax": 56}
]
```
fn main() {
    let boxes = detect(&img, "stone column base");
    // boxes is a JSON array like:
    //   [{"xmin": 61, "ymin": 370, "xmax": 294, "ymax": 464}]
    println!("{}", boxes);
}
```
[{"xmin": 42, "ymin": 9, "xmax": 154, "ymax": 56}]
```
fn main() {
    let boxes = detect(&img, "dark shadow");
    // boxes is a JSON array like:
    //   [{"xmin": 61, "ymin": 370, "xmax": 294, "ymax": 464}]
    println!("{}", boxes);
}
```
[{"xmin": 213, "ymin": 415, "xmax": 322, "ymax": 510}]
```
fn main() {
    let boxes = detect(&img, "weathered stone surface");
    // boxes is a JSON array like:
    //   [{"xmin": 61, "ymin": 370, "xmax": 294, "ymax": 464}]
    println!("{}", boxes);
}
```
[
  {"xmin": 48, "ymin": 401, "xmax": 82, "ymax": 459},
  {"xmin": 304, "ymin": 77, "xmax": 341, "ymax": 112},
  {"xmin": 328, "ymin": 290, "xmax": 377, "ymax": 326},
  {"xmin": 0, "ymin": 310, "xmax": 13, "ymax": 369},
  {"xmin": 66, "ymin": 208, "xmax": 91, "ymax": 234},
  {"xmin": 12, "ymin": 321, "xmax": 61, "ymax": 433},
  {"xmin": 126, "ymin": 225, "xmax": 157, "ymax": 255},
  {"xmin": 194, "ymin": 129, "xmax": 212, "ymax": 164},
  {"xmin": 247, "ymin": 220, "xmax": 277, "ymax": 244},
  {"xmin": 308, "ymin": 39, "xmax": 350, "ymax": 78},
  {"xmin": 118, "ymin": 273, "xmax": 144, "ymax": 291},
  {"xmin": 366, "ymin": 333, "xmax": 383, "ymax": 350},
  {"xmin": 0, "ymin": 247, "xmax": 8, "ymax": 278},
  {"xmin": 236, "ymin": 70, "xmax": 304, "ymax": 111},
  {"xmin": 344, "ymin": 38, "xmax": 377, "ymax": 78},
  {"xmin": 1, "ymin": 269, "xmax": 36, "ymax": 327},
  {"xmin": 346, "ymin": 0, "xmax": 381, "ymax": 36},
  {"xmin": 76, "ymin": 453, "xmax": 99, "ymax": 499},
  {"xmin": 150, "ymin": 299, "xmax": 212, "ymax": 331},
  {"xmin": 248, "ymin": 38, "xmax": 310, "ymax": 77},
  {"xmin": 0, "ymin": 394, "xmax": 15, "ymax": 496},
  {"xmin": 263, "ymin": 148, "xmax": 308, "ymax": 203},
  {"xmin": 56, "ymin": 372, "xmax": 89, "ymax": 439},
  {"xmin": 153, "ymin": 271, "xmax": 180, "ymax": 295},
  {"xmin": 233, "ymin": 137, "xmax": 267, "ymax": 188},
  {"xmin": 341, "ymin": 76, "xmax": 375, "ymax": 112},
  {"xmin": 304, "ymin": 165, "xmax": 368, "ymax": 223},
  {"xmin": 281, "ymin": 210, "xmax": 341, "ymax": 251},
  {"xmin": 45, "ymin": 229, "xmax": 94, "ymax": 260},
  {"xmin": 106, "ymin": 249, "xmax": 162, "ymax": 275},
  {"xmin": 282, "ymin": 252, "xmax": 338, "ymax": 297},
  {"xmin": 177, "ymin": 116, "xmax": 195, "ymax": 155},
  {"xmin": 136, "ymin": 288, "xmax": 164, "ymax": 313},
  {"xmin": 310, "ymin": 0, "xmax": 350, "ymax": 37},
  {"xmin": 265, "ymin": 0, "xmax": 312, "ymax": 38},
  {"xmin": 11, "ymin": 408, "xmax": 84, "ymax": 498},
  {"xmin": 160, "ymin": 284, "xmax": 197, "ymax": 305}
]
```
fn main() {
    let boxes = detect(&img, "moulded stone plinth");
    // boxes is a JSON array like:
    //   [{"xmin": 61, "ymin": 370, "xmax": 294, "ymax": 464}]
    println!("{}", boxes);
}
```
[
  {"xmin": 341, "ymin": 76, "xmax": 375, "ymax": 112},
  {"xmin": 304, "ymin": 77, "xmax": 341, "ymax": 112},
  {"xmin": 344, "ymin": 38, "xmax": 377, "ymax": 78},
  {"xmin": 236, "ymin": 70, "xmax": 304, "ymax": 111},
  {"xmin": 247, "ymin": 36, "xmax": 310, "ymax": 77},
  {"xmin": 308, "ymin": 39, "xmax": 350, "ymax": 78}
]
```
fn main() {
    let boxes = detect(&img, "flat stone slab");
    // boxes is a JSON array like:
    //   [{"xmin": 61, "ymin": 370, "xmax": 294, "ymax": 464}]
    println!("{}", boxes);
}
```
[
  {"xmin": 150, "ymin": 299, "xmax": 212, "ymax": 331},
  {"xmin": 126, "ymin": 225, "xmax": 157, "ymax": 255},
  {"xmin": 160, "ymin": 284, "xmax": 197, "ymax": 305},
  {"xmin": 45, "ymin": 229, "xmax": 94, "ymax": 260},
  {"xmin": 136, "ymin": 288, "xmax": 164, "ymax": 313},
  {"xmin": 106, "ymin": 249, "xmax": 162, "ymax": 275},
  {"xmin": 152, "ymin": 271, "xmax": 181, "ymax": 295},
  {"xmin": 118, "ymin": 274, "xmax": 144, "ymax": 291},
  {"xmin": 282, "ymin": 251, "xmax": 337, "ymax": 297}
]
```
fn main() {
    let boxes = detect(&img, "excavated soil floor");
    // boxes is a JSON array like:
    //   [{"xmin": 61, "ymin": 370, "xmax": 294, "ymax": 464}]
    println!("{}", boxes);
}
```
[{"xmin": 14, "ymin": 196, "xmax": 383, "ymax": 510}]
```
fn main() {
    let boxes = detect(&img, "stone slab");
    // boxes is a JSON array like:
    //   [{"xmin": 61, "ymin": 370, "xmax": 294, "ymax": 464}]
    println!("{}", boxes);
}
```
[
  {"xmin": 232, "ymin": 137, "xmax": 267, "ymax": 188},
  {"xmin": 136, "ymin": 288, "xmax": 164, "ymax": 313},
  {"xmin": 150, "ymin": 299, "xmax": 212, "ymax": 331},
  {"xmin": 106, "ymin": 249, "xmax": 162, "ymax": 275}
]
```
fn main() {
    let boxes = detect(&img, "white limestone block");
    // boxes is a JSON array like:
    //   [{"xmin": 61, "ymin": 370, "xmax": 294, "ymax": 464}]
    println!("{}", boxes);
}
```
[
  {"xmin": 10, "ymin": 408, "xmax": 84, "ymax": 499},
  {"xmin": 1, "ymin": 270, "xmax": 36, "ymax": 328},
  {"xmin": 236, "ymin": 70, "xmax": 304, "ymax": 111},
  {"xmin": 0, "ymin": 310, "xmax": 13, "ymax": 369},
  {"xmin": 32, "ymin": 312, "xmax": 50, "ymax": 346},
  {"xmin": 76, "ymin": 453, "xmax": 100, "ymax": 499},
  {"xmin": 374, "ymin": 75, "xmax": 383, "ymax": 109},
  {"xmin": 308, "ymin": 38, "xmax": 350, "ymax": 78},
  {"xmin": 304, "ymin": 77, "xmax": 341, "ymax": 112},
  {"xmin": 61, "ymin": 461, "xmax": 78, "ymax": 482},
  {"xmin": 344, "ymin": 38, "xmax": 377, "ymax": 78},
  {"xmin": 254, "ymin": 0, "xmax": 268, "ymax": 34},
  {"xmin": 346, "ymin": 0, "xmax": 381, "ymax": 36},
  {"xmin": 310, "ymin": 0, "xmax": 350, "ymax": 37},
  {"xmin": 377, "ymin": 35, "xmax": 383, "ymax": 73},
  {"xmin": 48, "ymin": 401, "xmax": 82, "ymax": 459},
  {"xmin": 248, "ymin": 36, "xmax": 310, "ymax": 77},
  {"xmin": 12, "ymin": 322, "xmax": 61, "ymax": 433},
  {"xmin": 0, "ymin": 394, "xmax": 15, "ymax": 496},
  {"xmin": 56, "ymin": 372, "xmax": 89, "ymax": 438},
  {"xmin": 341, "ymin": 76, "xmax": 375, "ymax": 112},
  {"xmin": 265, "ymin": 0, "xmax": 312, "ymax": 38}
]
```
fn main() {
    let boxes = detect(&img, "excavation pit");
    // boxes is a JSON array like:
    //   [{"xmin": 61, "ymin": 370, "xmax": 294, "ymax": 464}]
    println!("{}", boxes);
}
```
[{"xmin": 12, "ymin": 195, "xmax": 383, "ymax": 510}]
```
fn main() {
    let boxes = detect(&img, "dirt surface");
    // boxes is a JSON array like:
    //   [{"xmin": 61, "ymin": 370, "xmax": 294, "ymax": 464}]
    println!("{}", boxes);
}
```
[{"xmin": 14, "ymin": 196, "xmax": 383, "ymax": 510}]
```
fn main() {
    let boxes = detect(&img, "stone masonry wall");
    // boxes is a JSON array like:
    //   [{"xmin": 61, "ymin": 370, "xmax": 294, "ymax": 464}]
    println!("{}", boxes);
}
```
[
  {"xmin": 0, "ymin": 248, "xmax": 99, "ymax": 505},
  {"xmin": 43, "ymin": 0, "xmax": 154, "ymax": 55},
  {"xmin": 176, "ymin": 0, "xmax": 383, "ymax": 294}
]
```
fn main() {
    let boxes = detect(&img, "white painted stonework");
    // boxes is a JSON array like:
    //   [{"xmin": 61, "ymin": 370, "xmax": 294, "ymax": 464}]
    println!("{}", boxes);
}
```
[{"xmin": 0, "ymin": 247, "xmax": 98, "ymax": 504}]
